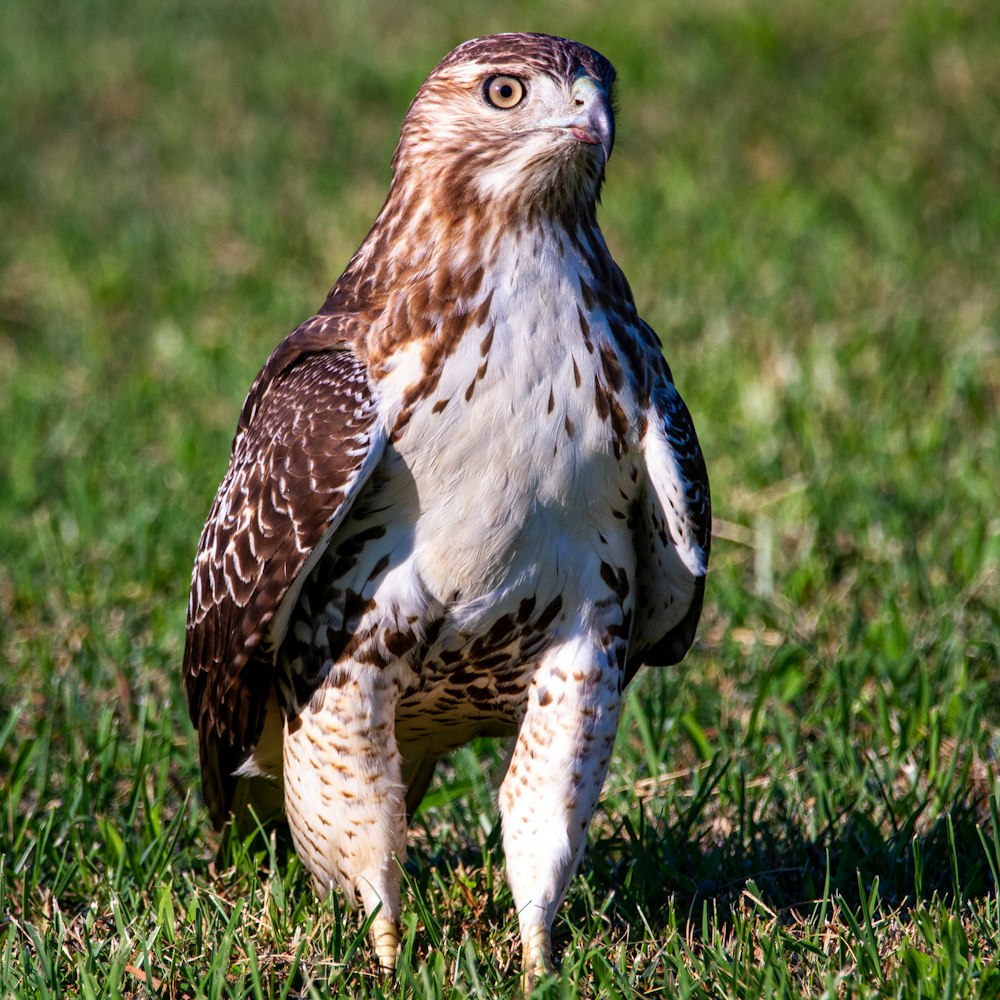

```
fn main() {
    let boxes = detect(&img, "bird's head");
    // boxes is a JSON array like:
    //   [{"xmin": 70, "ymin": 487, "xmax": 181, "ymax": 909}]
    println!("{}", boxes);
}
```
[{"xmin": 391, "ymin": 33, "xmax": 617, "ymax": 221}]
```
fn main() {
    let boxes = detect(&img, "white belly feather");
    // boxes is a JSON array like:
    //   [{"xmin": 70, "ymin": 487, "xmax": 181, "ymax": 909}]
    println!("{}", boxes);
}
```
[{"xmin": 377, "ymin": 238, "xmax": 639, "ymax": 626}]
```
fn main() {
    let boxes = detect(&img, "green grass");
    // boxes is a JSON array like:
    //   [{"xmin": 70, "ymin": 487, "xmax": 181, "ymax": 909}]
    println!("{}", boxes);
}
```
[{"xmin": 1, "ymin": 0, "xmax": 998, "ymax": 996}]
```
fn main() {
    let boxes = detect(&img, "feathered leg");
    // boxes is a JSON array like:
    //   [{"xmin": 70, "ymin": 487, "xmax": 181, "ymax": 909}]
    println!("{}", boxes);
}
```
[
  {"xmin": 498, "ymin": 632, "xmax": 625, "ymax": 990},
  {"xmin": 282, "ymin": 662, "xmax": 406, "ymax": 973}
]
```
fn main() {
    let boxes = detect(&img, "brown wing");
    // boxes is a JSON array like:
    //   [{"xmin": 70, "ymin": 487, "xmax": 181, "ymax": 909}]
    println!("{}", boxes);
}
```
[
  {"xmin": 183, "ymin": 320, "xmax": 386, "ymax": 826},
  {"xmin": 628, "ymin": 372, "xmax": 711, "ymax": 682}
]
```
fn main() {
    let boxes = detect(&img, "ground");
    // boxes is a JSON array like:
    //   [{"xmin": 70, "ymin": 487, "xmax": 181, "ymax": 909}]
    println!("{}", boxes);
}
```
[{"xmin": 0, "ymin": 0, "xmax": 998, "ymax": 997}]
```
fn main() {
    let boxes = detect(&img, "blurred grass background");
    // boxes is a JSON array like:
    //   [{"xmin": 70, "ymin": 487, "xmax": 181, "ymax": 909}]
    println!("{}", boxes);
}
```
[{"xmin": 1, "ymin": 0, "xmax": 998, "ymax": 996}]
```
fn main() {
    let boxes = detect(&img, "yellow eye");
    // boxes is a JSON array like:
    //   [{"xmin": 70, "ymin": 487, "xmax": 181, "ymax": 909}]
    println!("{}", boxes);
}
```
[{"xmin": 484, "ymin": 75, "xmax": 526, "ymax": 110}]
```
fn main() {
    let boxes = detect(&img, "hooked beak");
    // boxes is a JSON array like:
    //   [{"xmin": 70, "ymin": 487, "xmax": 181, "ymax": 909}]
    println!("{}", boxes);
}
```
[{"xmin": 543, "ymin": 74, "xmax": 615, "ymax": 163}]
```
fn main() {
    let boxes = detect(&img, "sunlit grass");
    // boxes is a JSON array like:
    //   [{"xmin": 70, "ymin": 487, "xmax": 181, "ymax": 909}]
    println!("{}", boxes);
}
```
[{"xmin": 1, "ymin": 0, "xmax": 998, "ymax": 996}]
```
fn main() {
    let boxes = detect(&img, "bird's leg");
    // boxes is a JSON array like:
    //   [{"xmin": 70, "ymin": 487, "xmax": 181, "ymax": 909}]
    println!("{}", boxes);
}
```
[
  {"xmin": 498, "ymin": 633, "xmax": 624, "ymax": 989},
  {"xmin": 282, "ymin": 661, "xmax": 406, "ymax": 974}
]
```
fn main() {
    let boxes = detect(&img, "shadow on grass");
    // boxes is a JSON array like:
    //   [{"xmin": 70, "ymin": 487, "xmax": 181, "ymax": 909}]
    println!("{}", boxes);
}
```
[
  {"xmin": 578, "ymin": 755, "xmax": 999, "ymax": 938},
  {"xmin": 211, "ymin": 749, "xmax": 998, "ymax": 994},
  {"xmin": 228, "ymin": 755, "xmax": 999, "ymax": 926}
]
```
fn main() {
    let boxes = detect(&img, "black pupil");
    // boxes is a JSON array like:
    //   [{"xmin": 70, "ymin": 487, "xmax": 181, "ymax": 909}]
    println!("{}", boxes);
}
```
[{"xmin": 499, "ymin": 83, "xmax": 513, "ymax": 99}]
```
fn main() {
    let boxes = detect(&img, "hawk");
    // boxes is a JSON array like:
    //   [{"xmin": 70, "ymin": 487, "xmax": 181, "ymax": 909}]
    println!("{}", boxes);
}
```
[{"xmin": 184, "ymin": 32, "xmax": 710, "ymax": 985}]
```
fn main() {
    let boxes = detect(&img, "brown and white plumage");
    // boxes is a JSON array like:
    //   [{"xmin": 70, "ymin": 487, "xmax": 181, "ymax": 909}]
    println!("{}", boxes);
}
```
[{"xmin": 184, "ymin": 32, "xmax": 710, "ymax": 983}]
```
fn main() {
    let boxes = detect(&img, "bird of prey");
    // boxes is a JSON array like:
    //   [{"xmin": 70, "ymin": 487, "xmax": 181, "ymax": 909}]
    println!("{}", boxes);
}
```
[{"xmin": 184, "ymin": 31, "xmax": 710, "ymax": 985}]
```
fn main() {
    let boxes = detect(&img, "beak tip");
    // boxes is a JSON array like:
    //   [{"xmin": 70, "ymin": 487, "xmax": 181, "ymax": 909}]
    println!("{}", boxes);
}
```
[
  {"xmin": 589, "ymin": 91, "xmax": 614, "ymax": 165},
  {"xmin": 596, "ymin": 113, "xmax": 614, "ymax": 165}
]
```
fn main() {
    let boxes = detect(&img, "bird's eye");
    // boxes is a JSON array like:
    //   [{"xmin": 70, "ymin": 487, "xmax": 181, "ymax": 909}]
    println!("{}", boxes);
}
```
[{"xmin": 484, "ymin": 75, "xmax": 526, "ymax": 110}]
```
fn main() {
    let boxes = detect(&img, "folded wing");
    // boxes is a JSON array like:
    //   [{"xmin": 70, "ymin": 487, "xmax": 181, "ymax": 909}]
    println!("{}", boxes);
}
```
[
  {"xmin": 629, "ymin": 367, "xmax": 711, "ymax": 681},
  {"xmin": 183, "ymin": 321, "xmax": 386, "ymax": 825}
]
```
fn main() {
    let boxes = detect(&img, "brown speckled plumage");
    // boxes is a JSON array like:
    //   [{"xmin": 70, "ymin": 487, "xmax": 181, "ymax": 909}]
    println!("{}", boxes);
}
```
[{"xmin": 183, "ymin": 32, "xmax": 710, "ymax": 985}]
